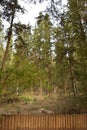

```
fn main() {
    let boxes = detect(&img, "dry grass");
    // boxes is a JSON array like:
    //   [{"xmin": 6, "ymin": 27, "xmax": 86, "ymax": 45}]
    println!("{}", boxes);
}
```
[{"xmin": 0, "ymin": 92, "xmax": 87, "ymax": 114}]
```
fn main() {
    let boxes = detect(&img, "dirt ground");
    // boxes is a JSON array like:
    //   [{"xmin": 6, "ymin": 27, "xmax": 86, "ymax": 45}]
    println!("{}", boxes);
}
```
[
  {"xmin": 0, "ymin": 94, "xmax": 57, "ymax": 114},
  {"xmin": 0, "ymin": 93, "xmax": 87, "ymax": 115}
]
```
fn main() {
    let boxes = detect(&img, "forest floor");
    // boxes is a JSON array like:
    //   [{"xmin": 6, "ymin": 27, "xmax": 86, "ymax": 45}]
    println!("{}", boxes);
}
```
[{"xmin": 0, "ymin": 92, "xmax": 87, "ymax": 115}]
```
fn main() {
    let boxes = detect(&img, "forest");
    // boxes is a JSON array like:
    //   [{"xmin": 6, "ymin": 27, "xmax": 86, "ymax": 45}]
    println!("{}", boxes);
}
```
[{"xmin": 0, "ymin": 0, "xmax": 87, "ymax": 114}]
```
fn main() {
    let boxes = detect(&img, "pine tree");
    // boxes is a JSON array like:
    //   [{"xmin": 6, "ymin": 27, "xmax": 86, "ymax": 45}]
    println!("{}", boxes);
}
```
[
  {"xmin": 67, "ymin": 0, "xmax": 87, "ymax": 95},
  {"xmin": 32, "ymin": 13, "xmax": 54, "ymax": 93}
]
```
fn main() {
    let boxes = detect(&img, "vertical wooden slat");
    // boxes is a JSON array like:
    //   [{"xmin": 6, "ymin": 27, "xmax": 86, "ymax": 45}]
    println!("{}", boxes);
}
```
[
  {"xmin": 27, "ymin": 115, "xmax": 29, "ymax": 129},
  {"xmin": 5, "ymin": 115, "xmax": 9, "ymax": 130},
  {"xmin": 79, "ymin": 114, "xmax": 81, "ymax": 129},
  {"xmin": 23, "ymin": 115, "xmax": 25, "ymax": 129},
  {"xmin": 29, "ymin": 115, "xmax": 31, "ymax": 129},
  {"xmin": 28, "ymin": 115, "xmax": 30, "ymax": 130},
  {"xmin": 78, "ymin": 114, "xmax": 81, "ymax": 129},
  {"xmin": 72, "ymin": 114, "xmax": 75, "ymax": 129},
  {"xmin": 0, "ymin": 116, "xmax": 2, "ymax": 130},
  {"xmin": 46, "ymin": 115, "xmax": 49, "ymax": 130},
  {"xmin": 24, "ymin": 115, "xmax": 27, "ymax": 130},
  {"xmin": 84, "ymin": 114, "xmax": 86, "ymax": 129},
  {"xmin": 82, "ymin": 114, "xmax": 84, "ymax": 129},
  {"xmin": 53, "ymin": 115, "xmax": 55, "ymax": 130},
  {"xmin": 40, "ymin": 115, "xmax": 42, "ymax": 130},
  {"xmin": 33, "ymin": 114, "xmax": 35, "ymax": 130},
  {"xmin": 70, "ymin": 114, "xmax": 73, "ymax": 129},
  {"xmin": 55, "ymin": 114, "xmax": 59, "ymax": 130},
  {"xmin": 26, "ymin": 115, "xmax": 28, "ymax": 130},
  {"xmin": 80, "ymin": 114, "xmax": 82, "ymax": 128},
  {"xmin": 18, "ymin": 114, "xmax": 20, "ymax": 129},
  {"xmin": 54, "ymin": 114, "xmax": 56, "ymax": 130},
  {"xmin": 76, "ymin": 114, "xmax": 78, "ymax": 129},
  {"xmin": 56, "ymin": 114, "xmax": 59, "ymax": 129},
  {"xmin": 83, "ymin": 114, "xmax": 85, "ymax": 129},
  {"xmin": 59, "ymin": 115, "xmax": 62, "ymax": 129},
  {"xmin": 26, "ymin": 115, "xmax": 28, "ymax": 129},
  {"xmin": 34, "ymin": 115, "xmax": 38, "ymax": 130},
  {"xmin": 42, "ymin": 115, "xmax": 44, "ymax": 130},
  {"xmin": 8, "ymin": 115, "xmax": 11, "ymax": 130},
  {"xmin": 38, "ymin": 115, "xmax": 40, "ymax": 130},
  {"xmin": 22, "ymin": 115, "xmax": 24, "ymax": 130},
  {"xmin": 2, "ymin": 115, "xmax": 5, "ymax": 130},
  {"xmin": 15, "ymin": 115, "xmax": 17, "ymax": 130}
]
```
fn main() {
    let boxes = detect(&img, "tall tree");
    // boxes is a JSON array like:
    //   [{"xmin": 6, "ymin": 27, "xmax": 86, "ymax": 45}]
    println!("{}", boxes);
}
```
[
  {"xmin": 32, "ymin": 13, "xmax": 54, "ymax": 93},
  {"xmin": 67, "ymin": 0, "xmax": 87, "ymax": 95},
  {"xmin": 0, "ymin": 0, "xmax": 24, "ymax": 94},
  {"xmin": 0, "ymin": 17, "xmax": 4, "ymax": 66},
  {"xmin": 0, "ymin": 0, "xmax": 24, "ymax": 71}
]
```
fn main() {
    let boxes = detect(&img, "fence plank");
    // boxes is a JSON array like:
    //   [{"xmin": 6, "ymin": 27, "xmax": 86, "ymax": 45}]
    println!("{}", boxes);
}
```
[{"xmin": 0, "ymin": 114, "xmax": 87, "ymax": 130}]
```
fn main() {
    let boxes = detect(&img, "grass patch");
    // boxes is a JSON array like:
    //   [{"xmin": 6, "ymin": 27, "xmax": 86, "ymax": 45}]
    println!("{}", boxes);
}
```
[{"xmin": 19, "ymin": 94, "xmax": 37, "ymax": 103}]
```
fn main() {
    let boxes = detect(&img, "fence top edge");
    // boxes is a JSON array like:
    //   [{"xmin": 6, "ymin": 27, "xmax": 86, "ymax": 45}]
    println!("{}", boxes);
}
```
[{"xmin": 0, "ymin": 113, "xmax": 87, "ymax": 116}]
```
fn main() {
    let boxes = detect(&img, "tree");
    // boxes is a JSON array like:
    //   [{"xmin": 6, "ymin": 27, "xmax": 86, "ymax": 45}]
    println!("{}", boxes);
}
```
[
  {"xmin": 0, "ymin": 17, "xmax": 4, "ymax": 93},
  {"xmin": 31, "ymin": 12, "xmax": 55, "ymax": 94},
  {"xmin": 67, "ymin": 0, "xmax": 87, "ymax": 95},
  {"xmin": 0, "ymin": 0, "xmax": 25, "ymax": 92},
  {"xmin": 0, "ymin": 17, "xmax": 4, "ymax": 66},
  {"xmin": 0, "ymin": 0, "xmax": 24, "ymax": 71}
]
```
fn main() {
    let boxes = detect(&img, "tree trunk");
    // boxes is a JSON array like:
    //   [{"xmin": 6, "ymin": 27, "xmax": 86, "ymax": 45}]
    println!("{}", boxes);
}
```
[{"xmin": 1, "ymin": 14, "xmax": 15, "ymax": 71}]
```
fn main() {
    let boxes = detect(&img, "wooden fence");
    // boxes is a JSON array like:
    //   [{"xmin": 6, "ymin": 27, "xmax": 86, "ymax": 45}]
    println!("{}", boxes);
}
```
[{"xmin": 0, "ymin": 114, "xmax": 87, "ymax": 130}]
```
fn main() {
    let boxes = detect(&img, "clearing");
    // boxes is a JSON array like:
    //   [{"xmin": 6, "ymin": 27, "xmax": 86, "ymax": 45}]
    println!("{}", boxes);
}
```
[{"xmin": 0, "ymin": 93, "xmax": 87, "ymax": 115}]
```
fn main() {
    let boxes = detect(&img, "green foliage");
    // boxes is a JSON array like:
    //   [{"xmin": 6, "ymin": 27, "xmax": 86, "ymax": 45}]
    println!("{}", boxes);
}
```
[
  {"xmin": 19, "ymin": 95, "xmax": 36, "ymax": 103},
  {"xmin": 0, "ymin": 0, "xmax": 87, "ymax": 112}
]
